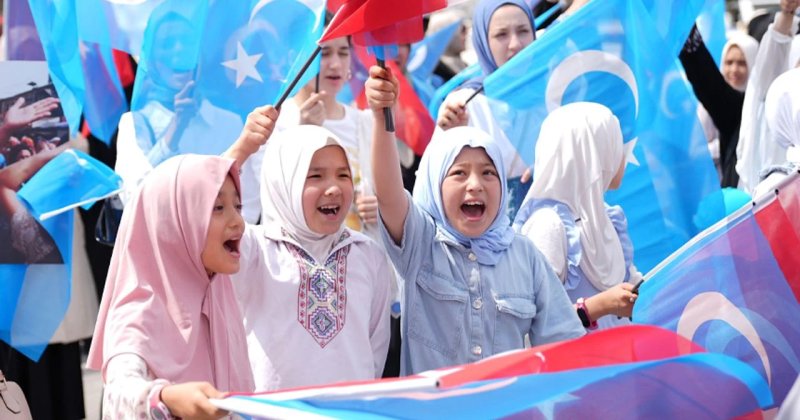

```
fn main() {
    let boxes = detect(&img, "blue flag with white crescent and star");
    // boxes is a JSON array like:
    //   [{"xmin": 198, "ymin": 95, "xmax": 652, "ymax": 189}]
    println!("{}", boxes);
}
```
[
  {"xmin": 129, "ymin": 0, "xmax": 324, "ymax": 165},
  {"xmin": 1, "ymin": 150, "xmax": 121, "ymax": 361},
  {"xmin": 483, "ymin": 0, "xmax": 720, "ymax": 272},
  {"xmin": 633, "ymin": 207, "xmax": 800, "ymax": 407}
]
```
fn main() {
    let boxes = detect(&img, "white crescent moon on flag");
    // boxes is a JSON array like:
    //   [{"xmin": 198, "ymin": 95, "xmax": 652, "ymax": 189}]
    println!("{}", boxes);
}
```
[
  {"xmin": 658, "ymin": 70, "xmax": 683, "ymax": 119},
  {"xmin": 545, "ymin": 50, "xmax": 639, "ymax": 119},
  {"xmin": 677, "ymin": 292, "xmax": 772, "ymax": 384}
]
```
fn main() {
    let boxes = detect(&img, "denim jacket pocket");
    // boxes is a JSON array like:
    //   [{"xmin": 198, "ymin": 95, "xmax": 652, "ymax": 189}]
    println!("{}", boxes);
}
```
[
  {"xmin": 492, "ymin": 295, "xmax": 536, "ymax": 353},
  {"xmin": 408, "ymin": 266, "xmax": 468, "ymax": 359}
]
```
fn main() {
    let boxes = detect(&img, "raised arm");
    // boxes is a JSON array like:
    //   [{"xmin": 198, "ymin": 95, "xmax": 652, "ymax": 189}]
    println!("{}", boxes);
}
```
[
  {"xmin": 0, "ymin": 140, "xmax": 72, "ymax": 191},
  {"xmin": 365, "ymin": 66, "xmax": 408, "ymax": 244},
  {"xmin": 223, "ymin": 105, "xmax": 279, "ymax": 168}
]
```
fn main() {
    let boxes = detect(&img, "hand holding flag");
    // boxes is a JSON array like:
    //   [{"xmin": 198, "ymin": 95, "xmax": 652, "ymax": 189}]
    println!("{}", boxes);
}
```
[{"xmin": 225, "ymin": 105, "xmax": 280, "ymax": 168}]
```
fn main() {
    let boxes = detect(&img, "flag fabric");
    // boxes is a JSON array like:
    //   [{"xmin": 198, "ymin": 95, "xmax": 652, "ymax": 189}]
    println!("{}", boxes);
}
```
[
  {"xmin": 426, "ymin": 63, "xmax": 480, "ymax": 119},
  {"xmin": 696, "ymin": 0, "xmax": 728, "ymax": 66},
  {"xmin": 27, "ymin": 0, "xmax": 85, "ymax": 136},
  {"xmin": 26, "ymin": 0, "xmax": 128, "ymax": 142},
  {"xmin": 75, "ymin": 0, "xmax": 164, "ymax": 56},
  {"xmin": 483, "ymin": 0, "xmax": 721, "ymax": 272},
  {"xmin": 17, "ymin": 150, "xmax": 123, "ymax": 220},
  {"xmin": 128, "ymin": 0, "xmax": 324, "ymax": 164},
  {"xmin": 640, "ymin": 0, "xmax": 706, "ymax": 57},
  {"xmin": 5, "ymin": 0, "xmax": 46, "ymax": 60},
  {"xmin": 215, "ymin": 327, "xmax": 771, "ymax": 419},
  {"xmin": 0, "ymin": 150, "xmax": 122, "ymax": 361},
  {"xmin": 405, "ymin": 21, "xmax": 461, "ymax": 107},
  {"xmin": 407, "ymin": 21, "xmax": 460, "ymax": 82},
  {"xmin": 321, "ymin": 0, "xmax": 448, "ymax": 46},
  {"xmin": 77, "ymin": 41, "xmax": 129, "ymax": 141},
  {"xmin": 633, "ymin": 173, "xmax": 800, "ymax": 407}
]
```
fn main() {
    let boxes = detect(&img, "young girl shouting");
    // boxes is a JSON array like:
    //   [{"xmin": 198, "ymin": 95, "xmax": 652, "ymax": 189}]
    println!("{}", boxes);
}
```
[
  {"xmin": 366, "ymin": 66, "xmax": 584, "ymax": 375},
  {"xmin": 227, "ymin": 124, "xmax": 393, "ymax": 391},
  {"xmin": 88, "ymin": 155, "xmax": 254, "ymax": 419}
]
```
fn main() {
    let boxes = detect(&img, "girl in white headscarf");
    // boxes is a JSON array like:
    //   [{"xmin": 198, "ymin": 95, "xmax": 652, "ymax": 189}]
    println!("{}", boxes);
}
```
[
  {"xmin": 736, "ymin": 0, "xmax": 799, "ymax": 193},
  {"xmin": 753, "ymin": 67, "xmax": 800, "ymax": 198},
  {"xmin": 514, "ymin": 102, "xmax": 641, "ymax": 330},
  {"xmin": 227, "ymin": 123, "xmax": 393, "ymax": 391},
  {"xmin": 698, "ymin": 33, "xmax": 759, "ymax": 176}
]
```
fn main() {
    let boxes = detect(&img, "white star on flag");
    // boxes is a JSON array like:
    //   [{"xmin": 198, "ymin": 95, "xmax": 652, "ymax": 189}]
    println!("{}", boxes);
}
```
[
  {"xmin": 624, "ymin": 138, "xmax": 640, "ymax": 166},
  {"xmin": 222, "ymin": 42, "xmax": 263, "ymax": 88}
]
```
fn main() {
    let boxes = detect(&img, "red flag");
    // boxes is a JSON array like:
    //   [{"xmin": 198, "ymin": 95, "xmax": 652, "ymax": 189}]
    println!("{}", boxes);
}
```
[
  {"xmin": 227, "ymin": 325, "xmax": 708, "ymax": 401},
  {"xmin": 321, "ymin": 0, "xmax": 447, "ymax": 45},
  {"xmin": 436, "ymin": 325, "xmax": 706, "ymax": 388}
]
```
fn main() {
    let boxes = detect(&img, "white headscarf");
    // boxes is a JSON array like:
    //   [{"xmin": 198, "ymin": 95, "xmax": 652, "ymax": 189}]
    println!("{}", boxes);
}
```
[
  {"xmin": 765, "ymin": 68, "xmax": 800, "ymax": 160},
  {"xmin": 523, "ymin": 102, "xmax": 626, "ymax": 291},
  {"xmin": 261, "ymin": 125, "xmax": 349, "ymax": 262},
  {"xmin": 721, "ymin": 33, "xmax": 759, "ymax": 91}
]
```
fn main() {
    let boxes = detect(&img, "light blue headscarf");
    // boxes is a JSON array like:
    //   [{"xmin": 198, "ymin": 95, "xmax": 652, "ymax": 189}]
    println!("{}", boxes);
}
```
[
  {"xmin": 462, "ymin": 0, "xmax": 536, "ymax": 90},
  {"xmin": 412, "ymin": 127, "xmax": 515, "ymax": 265}
]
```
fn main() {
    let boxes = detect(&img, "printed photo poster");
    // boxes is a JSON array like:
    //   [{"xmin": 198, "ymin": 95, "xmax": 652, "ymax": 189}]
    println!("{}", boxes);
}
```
[{"xmin": 0, "ymin": 61, "xmax": 121, "ymax": 360}]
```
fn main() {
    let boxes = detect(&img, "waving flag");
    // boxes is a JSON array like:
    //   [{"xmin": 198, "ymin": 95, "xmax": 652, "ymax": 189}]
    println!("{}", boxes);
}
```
[
  {"xmin": 76, "ymin": 0, "xmax": 164, "ymax": 56},
  {"xmin": 26, "ymin": 0, "xmax": 85, "ymax": 135},
  {"xmin": 634, "ymin": 174, "xmax": 800, "ymax": 407},
  {"xmin": 26, "ymin": 0, "xmax": 128, "ymax": 142},
  {"xmin": 321, "ymin": 0, "xmax": 448, "ymax": 46},
  {"xmin": 215, "ymin": 327, "xmax": 770, "ymax": 418},
  {"xmin": 640, "ymin": 0, "xmax": 706, "ymax": 57},
  {"xmin": 1, "ymin": 150, "xmax": 122, "ymax": 360},
  {"xmin": 129, "ymin": 0, "xmax": 324, "ymax": 163},
  {"xmin": 407, "ymin": 21, "xmax": 460, "ymax": 82},
  {"xmin": 483, "ymin": 0, "xmax": 720, "ymax": 272},
  {"xmin": 696, "ymin": 0, "xmax": 728, "ymax": 66},
  {"xmin": 427, "ymin": 63, "xmax": 480, "ymax": 118}
]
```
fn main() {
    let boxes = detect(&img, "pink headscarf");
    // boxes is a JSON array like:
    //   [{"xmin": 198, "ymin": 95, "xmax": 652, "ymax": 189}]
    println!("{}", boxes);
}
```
[{"xmin": 87, "ymin": 155, "xmax": 254, "ymax": 393}]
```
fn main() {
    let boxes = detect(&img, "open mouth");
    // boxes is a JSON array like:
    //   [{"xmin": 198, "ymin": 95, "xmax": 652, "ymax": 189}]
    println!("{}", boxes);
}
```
[
  {"xmin": 318, "ymin": 204, "xmax": 341, "ymax": 216},
  {"xmin": 326, "ymin": 75, "xmax": 342, "ymax": 82},
  {"xmin": 461, "ymin": 200, "xmax": 485, "ymax": 220},
  {"xmin": 223, "ymin": 238, "xmax": 241, "ymax": 257}
]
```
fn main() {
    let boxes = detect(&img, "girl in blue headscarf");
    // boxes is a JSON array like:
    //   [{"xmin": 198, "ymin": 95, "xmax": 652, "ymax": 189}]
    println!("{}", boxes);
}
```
[
  {"xmin": 435, "ymin": 0, "xmax": 537, "ymax": 219},
  {"xmin": 365, "ymin": 65, "xmax": 584, "ymax": 375}
]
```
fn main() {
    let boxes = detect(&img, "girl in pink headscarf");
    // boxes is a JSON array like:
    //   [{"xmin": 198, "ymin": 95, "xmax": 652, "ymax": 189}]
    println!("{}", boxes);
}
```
[{"xmin": 87, "ymin": 154, "xmax": 257, "ymax": 419}]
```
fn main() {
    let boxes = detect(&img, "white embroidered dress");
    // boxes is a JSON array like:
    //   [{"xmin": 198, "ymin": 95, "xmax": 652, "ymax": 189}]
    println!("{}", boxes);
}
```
[{"xmin": 232, "ymin": 220, "xmax": 393, "ymax": 391}]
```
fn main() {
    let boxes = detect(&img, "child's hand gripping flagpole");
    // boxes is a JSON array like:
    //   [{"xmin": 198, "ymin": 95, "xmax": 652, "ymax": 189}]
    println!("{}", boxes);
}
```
[{"xmin": 374, "ymin": 55, "xmax": 395, "ymax": 133}]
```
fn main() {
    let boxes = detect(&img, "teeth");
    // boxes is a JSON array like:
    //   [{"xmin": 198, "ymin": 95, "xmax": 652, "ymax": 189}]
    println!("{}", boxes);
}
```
[{"xmin": 464, "ymin": 201, "xmax": 483, "ymax": 206}]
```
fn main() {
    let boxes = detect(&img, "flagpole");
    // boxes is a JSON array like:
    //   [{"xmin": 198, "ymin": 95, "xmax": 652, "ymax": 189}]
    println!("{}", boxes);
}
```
[
  {"xmin": 463, "ymin": 85, "xmax": 484, "ymax": 106},
  {"xmin": 275, "ymin": 45, "xmax": 322, "ymax": 109},
  {"xmin": 375, "ymin": 58, "xmax": 396, "ymax": 132}
]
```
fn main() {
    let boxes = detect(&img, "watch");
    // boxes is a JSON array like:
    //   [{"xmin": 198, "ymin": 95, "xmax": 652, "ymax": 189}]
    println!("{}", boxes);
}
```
[
  {"xmin": 576, "ymin": 297, "xmax": 598, "ymax": 330},
  {"xmin": 148, "ymin": 384, "xmax": 173, "ymax": 420}
]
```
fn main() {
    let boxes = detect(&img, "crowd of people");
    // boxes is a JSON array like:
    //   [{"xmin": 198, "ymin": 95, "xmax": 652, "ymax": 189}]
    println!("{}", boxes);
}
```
[{"xmin": 2, "ymin": 0, "xmax": 800, "ymax": 418}]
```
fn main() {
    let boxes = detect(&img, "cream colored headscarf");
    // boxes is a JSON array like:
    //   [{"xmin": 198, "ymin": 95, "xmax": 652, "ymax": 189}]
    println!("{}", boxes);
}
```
[{"xmin": 524, "ymin": 102, "xmax": 626, "ymax": 291}]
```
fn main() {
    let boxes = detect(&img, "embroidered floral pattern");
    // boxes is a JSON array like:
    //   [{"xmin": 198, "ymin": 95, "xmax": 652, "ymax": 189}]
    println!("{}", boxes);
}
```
[{"xmin": 286, "ymin": 231, "xmax": 351, "ymax": 348}]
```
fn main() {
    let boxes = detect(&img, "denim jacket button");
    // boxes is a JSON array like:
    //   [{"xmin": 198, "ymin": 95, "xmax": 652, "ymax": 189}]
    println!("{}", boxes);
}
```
[
  {"xmin": 471, "ymin": 345, "xmax": 482, "ymax": 356},
  {"xmin": 472, "ymin": 298, "xmax": 483, "ymax": 310}
]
